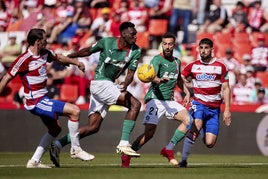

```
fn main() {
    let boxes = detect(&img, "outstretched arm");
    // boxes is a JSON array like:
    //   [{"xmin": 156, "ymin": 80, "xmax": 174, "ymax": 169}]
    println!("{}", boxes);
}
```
[
  {"xmin": 67, "ymin": 47, "xmax": 91, "ymax": 58},
  {"xmin": 56, "ymin": 54, "xmax": 85, "ymax": 72},
  {"xmin": 222, "ymin": 81, "xmax": 231, "ymax": 126}
]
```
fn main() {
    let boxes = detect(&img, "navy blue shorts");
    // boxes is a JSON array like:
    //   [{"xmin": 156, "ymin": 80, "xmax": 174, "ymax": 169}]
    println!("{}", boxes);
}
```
[
  {"xmin": 190, "ymin": 100, "xmax": 220, "ymax": 135},
  {"xmin": 30, "ymin": 96, "xmax": 65, "ymax": 120}
]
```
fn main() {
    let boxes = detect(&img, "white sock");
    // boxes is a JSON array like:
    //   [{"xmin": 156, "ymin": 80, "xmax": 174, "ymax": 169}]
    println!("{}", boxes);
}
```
[
  {"xmin": 118, "ymin": 140, "xmax": 129, "ymax": 146},
  {"xmin": 31, "ymin": 132, "xmax": 55, "ymax": 162},
  {"xmin": 68, "ymin": 120, "xmax": 80, "ymax": 148}
]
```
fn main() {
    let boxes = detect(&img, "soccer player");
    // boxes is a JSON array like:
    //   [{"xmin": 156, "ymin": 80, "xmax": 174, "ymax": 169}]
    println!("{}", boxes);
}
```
[
  {"xmin": 178, "ymin": 38, "xmax": 231, "ymax": 167},
  {"xmin": 49, "ymin": 21, "xmax": 142, "ymax": 167},
  {"xmin": 0, "ymin": 28, "xmax": 93, "ymax": 168},
  {"xmin": 121, "ymin": 32, "xmax": 193, "ymax": 168}
]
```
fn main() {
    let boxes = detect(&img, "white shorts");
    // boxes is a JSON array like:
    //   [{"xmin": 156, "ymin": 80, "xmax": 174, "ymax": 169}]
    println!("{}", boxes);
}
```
[
  {"xmin": 143, "ymin": 99, "xmax": 185, "ymax": 125},
  {"xmin": 88, "ymin": 80, "xmax": 121, "ymax": 118}
]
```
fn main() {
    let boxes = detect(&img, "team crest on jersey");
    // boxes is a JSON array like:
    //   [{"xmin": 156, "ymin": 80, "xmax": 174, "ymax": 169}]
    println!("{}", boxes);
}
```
[{"xmin": 39, "ymin": 66, "xmax": 47, "ymax": 76}]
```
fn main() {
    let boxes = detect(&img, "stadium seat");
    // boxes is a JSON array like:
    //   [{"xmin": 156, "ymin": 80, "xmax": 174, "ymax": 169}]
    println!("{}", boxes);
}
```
[
  {"xmin": 256, "ymin": 72, "xmax": 268, "ymax": 88},
  {"xmin": 136, "ymin": 32, "xmax": 150, "ymax": 49},
  {"xmin": 213, "ymin": 32, "xmax": 232, "ymax": 45},
  {"xmin": 214, "ymin": 43, "xmax": 233, "ymax": 58},
  {"xmin": 148, "ymin": 19, "xmax": 168, "ymax": 36},
  {"xmin": 251, "ymin": 32, "xmax": 268, "ymax": 47},
  {"xmin": 60, "ymin": 84, "xmax": 79, "ymax": 103},
  {"xmin": 196, "ymin": 32, "xmax": 213, "ymax": 43},
  {"xmin": 233, "ymin": 43, "xmax": 253, "ymax": 63},
  {"xmin": 233, "ymin": 32, "xmax": 250, "ymax": 44}
]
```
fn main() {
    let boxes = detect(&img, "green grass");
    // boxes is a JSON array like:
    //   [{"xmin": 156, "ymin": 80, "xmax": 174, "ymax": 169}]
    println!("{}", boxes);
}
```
[{"xmin": 0, "ymin": 152, "xmax": 268, "ymax": 179}]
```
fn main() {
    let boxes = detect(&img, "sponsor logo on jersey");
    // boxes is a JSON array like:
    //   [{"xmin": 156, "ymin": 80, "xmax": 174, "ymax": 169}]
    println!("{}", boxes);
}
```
[
  {"xmin": 196, "ymin": 73, "xmax": 216, "ymax": 81},
  {"xmin": 192, "ymin": 64, "xmax": 222, "ymax": 74}
]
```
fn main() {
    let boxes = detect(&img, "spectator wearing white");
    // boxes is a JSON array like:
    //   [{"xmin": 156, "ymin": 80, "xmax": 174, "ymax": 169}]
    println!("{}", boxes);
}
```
[
  {"xmin": 0, "ymin": 33, "xmax": 22, "ymax": 67},
  {"xmin": 251, "ymin": 35, "xmax": 268, "ymax": 72},
  {"xmin": 232, "ymin": 73, "xmax": 254, "ymax": 105},
  {"xmin": 249, "ymin": 78, "xmax": 268, "ymax": 103}
]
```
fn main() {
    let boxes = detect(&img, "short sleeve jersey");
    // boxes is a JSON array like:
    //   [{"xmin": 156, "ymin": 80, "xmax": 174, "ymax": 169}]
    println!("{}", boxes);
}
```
[
  {"xmin": 89, "ymin": 37, "xmax": 141, "ymax": 81},
  {"xmin": 144, "ymin": 54, "xmax": 181, "ymax": 102},
  {"xmin": 7, "ymin": 49, "xmax": 56, "ymax": 110},
  {"xmin": 182, "ymin": 58, "xmax": 229, "ymax": 108}
]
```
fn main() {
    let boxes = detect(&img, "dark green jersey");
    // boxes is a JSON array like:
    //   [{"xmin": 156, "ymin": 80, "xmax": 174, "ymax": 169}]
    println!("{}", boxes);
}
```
[
  {"xmin": 89, "ymin": 37, "xmax": 141, "ymax": 81},
  {"xmin": 144, "ymin": 54, "xmax": 181, "ymax": 102}
]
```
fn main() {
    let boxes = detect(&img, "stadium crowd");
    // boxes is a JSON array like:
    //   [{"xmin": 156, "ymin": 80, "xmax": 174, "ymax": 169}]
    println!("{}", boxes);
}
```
[{"xmin": 0, "ymin": 0, "xmax": 268, "ymax": 109}]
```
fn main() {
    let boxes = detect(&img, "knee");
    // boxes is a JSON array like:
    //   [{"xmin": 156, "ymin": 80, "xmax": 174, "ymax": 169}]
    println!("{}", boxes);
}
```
[
  {"xmin": 205, "ymin": 141, "xmax": 216, "ymax": 148},
  {"xmin": 72, "ymin": 105, "xmax": 81, "ymax": 119}
]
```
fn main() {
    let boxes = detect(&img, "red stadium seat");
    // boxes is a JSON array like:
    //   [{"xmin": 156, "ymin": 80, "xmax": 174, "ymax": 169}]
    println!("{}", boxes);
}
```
[
  {"xmin": 136, "ymin": 32, "xmax": 150, "ymax": 49},
  {"xmin": 60, "ymin": 84, "xmax": 78, "ymax": 103},
  {"xmin": 256, "ymin": 72, "xmax": 268, "ymax": 88},
  {"xmin": 148, "ymin": 19, "xmax": 168, "ymax": 36}
]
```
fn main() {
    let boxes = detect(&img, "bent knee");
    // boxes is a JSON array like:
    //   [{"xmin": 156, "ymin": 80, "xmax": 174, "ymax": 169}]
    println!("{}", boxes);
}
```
[{"xmin": 205, "ymin": 142, "xmax": 216, "ymax": 148}]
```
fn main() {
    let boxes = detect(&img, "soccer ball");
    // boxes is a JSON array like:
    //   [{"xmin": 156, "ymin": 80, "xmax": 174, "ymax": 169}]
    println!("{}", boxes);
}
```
[{"xmin": 137, "ymin": 64, "xmax": 156, "ymax": 83}]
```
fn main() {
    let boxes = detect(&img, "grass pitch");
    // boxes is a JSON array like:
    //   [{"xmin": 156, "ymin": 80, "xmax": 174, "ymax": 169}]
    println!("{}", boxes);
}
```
[{"xmin": 0, "ymin": 152, "xmax": 268, "ymax": 179}]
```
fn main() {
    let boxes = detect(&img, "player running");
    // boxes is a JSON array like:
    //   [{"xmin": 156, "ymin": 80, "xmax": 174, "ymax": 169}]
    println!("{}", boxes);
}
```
[
  {"xmin": 178, "ymin": 38, "xmax": 231, "ymax": 167},
  {"xmin": 49, "ymin": 21, "xmax": 142, "ymax": 167},
  {"xmin": 121, "ymin": 32, "xmax": 193, "ymax": 167},
  {"xmin": 0, "ymin": 28, "xmax": 93, "ymax": 168}
]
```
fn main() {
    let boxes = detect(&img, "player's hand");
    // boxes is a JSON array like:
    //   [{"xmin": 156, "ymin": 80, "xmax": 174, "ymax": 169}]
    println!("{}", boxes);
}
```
[
  {"xmin": 223, "ymin": 110, "xmax": 231, "ymax": 126},
  {"xmin": 183, "ymin": 93, "xmax": 190, "ymax": 107},
  {"xmin": 78, "ymin": 61, "xmax": 85, "ymax": 72}
]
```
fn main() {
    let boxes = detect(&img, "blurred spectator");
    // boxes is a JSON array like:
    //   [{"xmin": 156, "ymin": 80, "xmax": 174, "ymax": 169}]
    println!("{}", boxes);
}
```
[
  {"xmin": 232, "ymin": 73, "xmax": 254, "ymax": 105},
  {"xmin": 46, "ymin": 73, "xmax": 60, "ymax": 100},
  {"xmin": 0, "ymin": 60, "xmax": 5, "ymax": 80},
  {"xmin": 251, "ymin": 87, "xmax": 268, "ymax": 104},
  {"xmin": 245, "ymin": 65, "xmax": 256, "ymax": 87},
  {"xmin": 195, "ymin": 0, "xmax": 212, "ymax": 25},
  {"xmin": 90, "ymin": 7, "xmax": 112, "ymax": 40},
  {"xmin": 0, "ymin": 33, "xmax": 22, "ymax": 67},
  {"xmin": 18, "ymin": 0, "xmax": 42, "ymax": 32},
  {"xmin": 89, "ymin": 0, "xmax": 110, "ymax": 8},
  {"xmin": 73, "ymin": 0, "xmax": 92, "ymax": 29},
  {"xmin": 108, "ymin": 12, "xmax": 121, "ymax": 37},
  {"xmin": 198, "ymin": 0, "xmax": 229, "ymax": 33},
  {"xmin": 225, "ymin": 1, "xmax": 248, "ymax": 33},
  {"xmin": 220, "ymin": 48, "xmax": 240, "ymax": 88},
  {"xmin": 47, "ymin": 0, "xmax": 75, "ymax": 44},
  {"xmin": 126, "ymin": 0, "xmax": 148, "ymax": 32},
  {"xmin": 169, "ymin": 0, "xmax": 197, "ymax": 43},
  {"xmin": 0, "ymin": 0, "xmax": 9, "ymax": 32},
  {"xmin": 181, "ymin": 45, "xmax": 195, "ymax": 65},
  {"xmin": 251, "ymin": 35, "xmax": 268, "ymax": 72},
  {"xmin": 116, "ymin": 0, "xmax": 129, "ymax": 22},
  {"xmin": 240, "ymin": 53, "xmax": 252, "ymax": 73},
  {"xmin": 247, "ymin": 0, "xmax": 264, "ymax": 33},
  {"xmin": 147, "ymin": 0, "xmax": 172, "ymax": 20},
  {"xmin": 249, "ymin": 78, "xmax": 268, "ymax": 103}
]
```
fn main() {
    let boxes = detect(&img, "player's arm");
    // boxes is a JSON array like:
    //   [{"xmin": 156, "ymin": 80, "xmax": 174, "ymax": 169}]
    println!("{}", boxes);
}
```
[
  {"xmin": 222, "ymin": 81, "xmax": 231, "ymax": 126},
  {"xmin": 56, "ymin": 54, "xmax": 85, "ymax": 72},
  {"xmin": 119, "ymin": 69, "xmax": 135, "ymax": 92},
  {"xmin": 67, "ymin": 47, "xmax": 92, "ymax": 58},
  {"xmin": 0, "ymin": 73, "xmax": 13, "ymax": 94},
  {"xmin": 177, "ymin": 74, "xmax": 191, "ymax": 106}
]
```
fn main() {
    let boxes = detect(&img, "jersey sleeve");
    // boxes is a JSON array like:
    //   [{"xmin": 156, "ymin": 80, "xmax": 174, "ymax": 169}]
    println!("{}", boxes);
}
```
[
  {"xmin": 181, "ymin": 62, "xmax": 192, "ymax": 78},
  {"xmin": 89, "ymin": 38, "xmax": 104, "ymax": 54}
]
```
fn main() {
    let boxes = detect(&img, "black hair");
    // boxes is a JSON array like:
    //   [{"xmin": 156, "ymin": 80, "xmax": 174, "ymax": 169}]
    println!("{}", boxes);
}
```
[
  {"xmin": 236, "ymin": 1, "xmax": 245, "ymax": 7},
  {"xmin": 119, "ymin": 22, "xmax": 135, "ymax": 32},
  {"xmin": 27, "ymin": 28, "xmax": 46, "ymax": 46},
  {"xmin": 162, "ymin": 32, "xmax": 176, "ymax": 41},
  {"xmin": 199, "ymin": 38, "xmax": 213, "ymax": 47}
]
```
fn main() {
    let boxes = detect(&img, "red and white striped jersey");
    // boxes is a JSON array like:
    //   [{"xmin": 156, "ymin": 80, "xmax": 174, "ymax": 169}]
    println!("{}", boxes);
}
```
[
  {"xmin": 182, "ymin": 58, "xmax": 229, "ymax": 108},
  {"xmin": 7, "ymin": 49, "xmax": 55, "ymax": 110}
]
